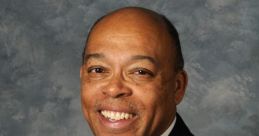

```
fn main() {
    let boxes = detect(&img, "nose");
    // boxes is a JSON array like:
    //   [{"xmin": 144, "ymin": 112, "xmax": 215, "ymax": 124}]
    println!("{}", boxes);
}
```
[{"xmin": 102, "ymin": 76, "xmax": 132, "ymax": 98}]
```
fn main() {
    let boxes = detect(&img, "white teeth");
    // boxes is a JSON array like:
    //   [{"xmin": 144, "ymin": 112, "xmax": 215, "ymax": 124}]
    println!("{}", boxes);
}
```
[{"xmin": 101, "ymin": 110, "xmax": 134, "ymax": 121}]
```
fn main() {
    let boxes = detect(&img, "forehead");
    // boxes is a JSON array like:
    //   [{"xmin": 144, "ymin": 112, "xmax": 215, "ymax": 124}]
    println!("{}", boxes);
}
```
[
  {"xmin": 87, "ymin": 31, "xmax": 160, "ymax": 54},
  {"xmin": 85, "ymin": 11, "xmax": 176, "ymax": 66}
]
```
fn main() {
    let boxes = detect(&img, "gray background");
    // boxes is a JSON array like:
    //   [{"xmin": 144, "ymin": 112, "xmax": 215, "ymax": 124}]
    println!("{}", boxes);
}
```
[{"xmin": 0, "ymin": 0, "xmax": 258, "ymax": 136}]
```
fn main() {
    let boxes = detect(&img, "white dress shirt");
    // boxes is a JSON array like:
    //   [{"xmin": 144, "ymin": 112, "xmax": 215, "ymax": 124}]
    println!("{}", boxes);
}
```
[{"xmin": 161, "ymin": 116, "xmax": 177, "ymax": 136}]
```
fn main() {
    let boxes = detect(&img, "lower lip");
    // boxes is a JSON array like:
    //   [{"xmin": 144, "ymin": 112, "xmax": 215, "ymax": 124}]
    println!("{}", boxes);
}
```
[{"xmin": 98, "ymin": 112, "xmax": 137, "ymax": 130}]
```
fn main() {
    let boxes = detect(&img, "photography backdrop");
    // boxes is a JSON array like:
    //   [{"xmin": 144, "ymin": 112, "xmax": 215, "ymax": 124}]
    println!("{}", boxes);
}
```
[{"xmin": 0, "ymin": 0, "xmax": 258, "ymax": 136}]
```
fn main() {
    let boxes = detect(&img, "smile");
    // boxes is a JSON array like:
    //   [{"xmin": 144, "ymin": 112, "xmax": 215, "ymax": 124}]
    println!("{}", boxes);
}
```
[
  {"xmin": 97, "ymin": 109, "xmax": 138, "ymax": 130},
  {"xmin": 101, "ymin": 110, "xmax": 134, "ymax": 121}
]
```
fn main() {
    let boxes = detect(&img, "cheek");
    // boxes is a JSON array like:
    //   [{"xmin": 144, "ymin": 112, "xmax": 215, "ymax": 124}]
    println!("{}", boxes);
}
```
[
  {"xmin": 81, "ymin": 81, "xmax": 101, "ymax": 117},
  {"xmin": 81, "ymin": 82, "xmax": 91, "ymax": 120},
  {"xmin": 132, "ymin": 81, "xmax": 173, "ymax": 133},
  {"xmin": 133, "ymin": 81, "xmax": 165, "ymax": 114},
  {"xmin": 81, "ymin": 77, "xmax": 109, "ymax": 106},
  {"xmin": 134, "ymin": 78, "xmax": 175, "ymax": 115}
]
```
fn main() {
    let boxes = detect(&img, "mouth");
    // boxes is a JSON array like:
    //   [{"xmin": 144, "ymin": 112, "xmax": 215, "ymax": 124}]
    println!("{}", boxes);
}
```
[
  {"xmin": 97, "ymin": 109, "xmax": 138, "ymax": 130},
  {"xmin": 100, "ymin": 110, "xmax": 135, "ymax": 121}
]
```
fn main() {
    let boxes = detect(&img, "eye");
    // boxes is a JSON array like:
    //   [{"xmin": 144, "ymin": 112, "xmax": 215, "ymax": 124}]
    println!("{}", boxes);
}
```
[
  {"xmin": 131, "ymin": 68, "xmax": 154, "ymax": 77},
  {"xmin": 87, "ymin": 66, "xmax": 106, "ymax": 73},
  {"xmin": 86, "ymin": 66, "xmax": 110, "ymax": 79},
  {"xmin": 135, "ymin": 70, "xmax": 149, "ymax": 75}
]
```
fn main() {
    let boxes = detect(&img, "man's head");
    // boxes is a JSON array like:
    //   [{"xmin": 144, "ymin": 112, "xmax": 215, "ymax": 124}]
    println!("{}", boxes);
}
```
[{"xmin": 80, "ymin": 7, "xmax": 188, "ymax": 136}]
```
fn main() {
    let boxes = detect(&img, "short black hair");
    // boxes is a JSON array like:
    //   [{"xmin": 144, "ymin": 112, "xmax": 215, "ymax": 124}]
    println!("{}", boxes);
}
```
[
  {"xmin": 161, "ymin": 15, "xmax": 184, "ymax": 71},
  {"xmin": 82, "ymin": 11, "xmax": 184, "ymax": 71}
]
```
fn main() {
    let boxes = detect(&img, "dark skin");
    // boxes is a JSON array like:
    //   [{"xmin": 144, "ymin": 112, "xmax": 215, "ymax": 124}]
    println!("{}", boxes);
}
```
[{"xmin": 80, "ymin": 7, "xmax": 188, "ymax": 136}]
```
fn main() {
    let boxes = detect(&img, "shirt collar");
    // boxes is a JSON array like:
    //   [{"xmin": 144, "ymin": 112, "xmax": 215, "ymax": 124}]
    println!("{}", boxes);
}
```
[{"xmin": 161, "ymin": 115, "xmax": 177, "ymax": 136}]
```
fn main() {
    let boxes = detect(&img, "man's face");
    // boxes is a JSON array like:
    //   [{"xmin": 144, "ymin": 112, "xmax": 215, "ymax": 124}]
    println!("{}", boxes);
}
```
[{"xmin": 80, "ymin": 10, "xmax": 185, "ymax": 136}]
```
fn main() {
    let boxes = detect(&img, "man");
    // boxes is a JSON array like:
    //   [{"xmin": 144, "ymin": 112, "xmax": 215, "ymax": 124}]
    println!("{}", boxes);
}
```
[{"xmin": 80, "ymin": 7, "xmax": 193, "ymax": 136}]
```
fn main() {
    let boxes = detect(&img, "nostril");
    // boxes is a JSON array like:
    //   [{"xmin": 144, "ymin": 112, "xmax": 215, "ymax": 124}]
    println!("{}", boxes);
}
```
[
  {"xmin": 102, "ymin": 78, "xmax": 132, "ymax": 98},
  {"xmin": 103, "ymin": 85, "xmax": 132, "ymax": 98},
  {"xmin": 115, "ymin": 93, "xmax": 127, "ymax": 98}
]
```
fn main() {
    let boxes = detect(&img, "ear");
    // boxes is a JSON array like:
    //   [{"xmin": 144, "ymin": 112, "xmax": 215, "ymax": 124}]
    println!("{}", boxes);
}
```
[
  {"xmin": 80, "ymin": 66, "xmax": 83, "ymax": 79},
  {"xmin": 174, "ymin": 70, "xmax": 188, "ymax": 105}
]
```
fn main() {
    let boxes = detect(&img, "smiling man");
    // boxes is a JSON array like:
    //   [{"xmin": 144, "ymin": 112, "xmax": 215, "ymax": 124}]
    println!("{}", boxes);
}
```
[{"xmin": 80, "ymin": 7, "xmax": 193, "ymax": 136}]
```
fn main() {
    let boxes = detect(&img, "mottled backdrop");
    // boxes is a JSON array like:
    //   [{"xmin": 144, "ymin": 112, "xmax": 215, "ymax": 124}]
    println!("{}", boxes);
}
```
[{"xmin": 0, "ymin": 0, "xmax": 258, "ymax": 136}]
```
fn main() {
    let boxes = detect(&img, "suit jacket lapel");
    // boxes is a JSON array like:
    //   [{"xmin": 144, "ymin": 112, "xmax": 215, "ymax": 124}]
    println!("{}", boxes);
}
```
[{"xmin": 169, "ymin": 113, "xmax": 194, "ymax": 136}]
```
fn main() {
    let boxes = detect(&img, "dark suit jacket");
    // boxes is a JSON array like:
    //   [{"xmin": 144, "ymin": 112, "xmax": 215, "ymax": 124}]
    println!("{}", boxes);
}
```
[{"xmin": 169, "ymin": 113, "xmax": 194, "ymax": 136}]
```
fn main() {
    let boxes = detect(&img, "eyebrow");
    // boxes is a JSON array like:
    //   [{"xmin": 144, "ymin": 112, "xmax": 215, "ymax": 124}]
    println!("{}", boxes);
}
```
[
  {"xmin": 131, "ymin": 55, "xmax": 159, "ymax": 66},
  {"xmin": 84, "ymin": 53, "xmax": 105, "ymax": 63},
  {"xmin": 84, "ymin": 53, "xmax": 158, "ymax": 66}
]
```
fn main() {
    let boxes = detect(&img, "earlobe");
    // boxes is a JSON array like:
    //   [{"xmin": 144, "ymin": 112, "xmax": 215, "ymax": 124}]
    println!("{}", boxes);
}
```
[{"xmin": 174, "ymin": 70, "xmax": 188, "ymax": 105}]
